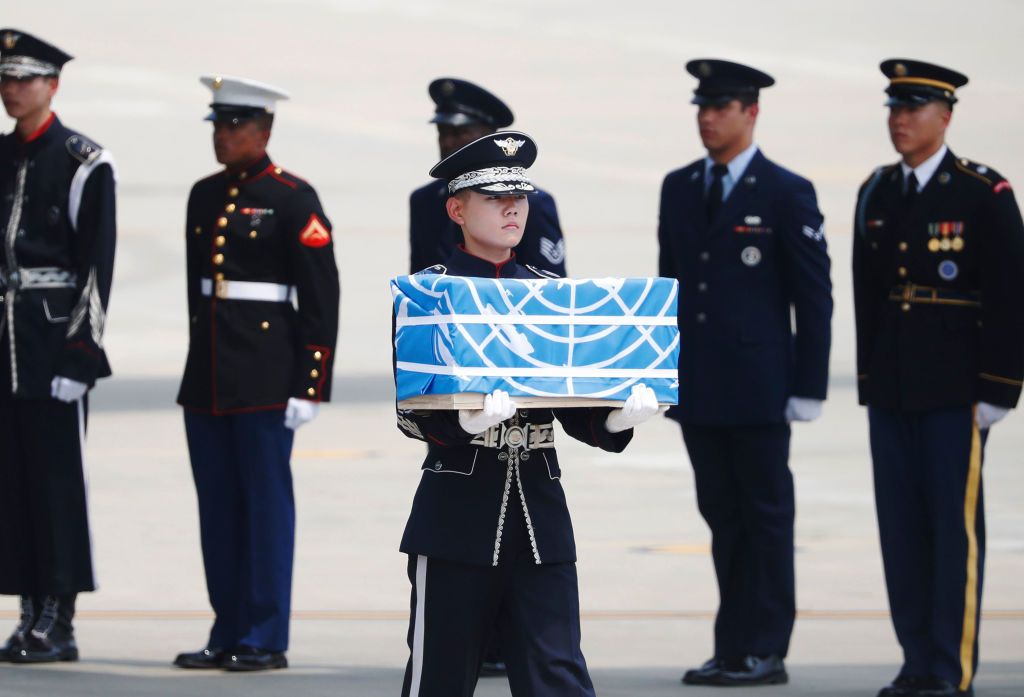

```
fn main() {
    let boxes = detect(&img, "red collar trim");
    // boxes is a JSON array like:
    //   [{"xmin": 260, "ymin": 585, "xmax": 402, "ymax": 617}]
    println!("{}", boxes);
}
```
[
  {"xmin": 457, "ymin": 245, "xmax": 516, "ymax": 277},
  {"xmin": 20, "ymin": 112, "xmax": 56, "ymax": 144}
]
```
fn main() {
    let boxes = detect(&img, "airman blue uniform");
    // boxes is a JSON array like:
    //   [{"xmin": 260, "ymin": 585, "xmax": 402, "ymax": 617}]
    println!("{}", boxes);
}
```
[{"xmin": 657, "ymin": 59, "xmax": 832, "ymax": 686}]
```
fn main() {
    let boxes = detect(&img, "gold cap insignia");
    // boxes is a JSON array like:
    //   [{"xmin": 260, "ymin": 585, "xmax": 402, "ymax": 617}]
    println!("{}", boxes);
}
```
[
  {"xmin": 494, "ymin": 137, "xmax": 525, "ymax": 156},
  {"xmin": 699, "ymin": 61, "xmax": 712, "ymax": 77},
  {"xmin": 2, "ymin": 32, "xmax": 18, "ymax": 50},
  {"xmin": 212, "ymin": 76, "xmax": 223, "ymax": 90},
  {"xmin": 894, "ymin": 63, "xmax": 907, "ymax": 77},
  {"xmin": 441, "ymin": 80, "xmax": 455, "ymax": 96}
]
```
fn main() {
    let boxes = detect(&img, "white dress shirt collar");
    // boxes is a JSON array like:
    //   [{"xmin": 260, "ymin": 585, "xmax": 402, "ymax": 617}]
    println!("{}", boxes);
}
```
[{"xmin": 901, "ymin": 144, "xmax": 948, "ymax": 191}]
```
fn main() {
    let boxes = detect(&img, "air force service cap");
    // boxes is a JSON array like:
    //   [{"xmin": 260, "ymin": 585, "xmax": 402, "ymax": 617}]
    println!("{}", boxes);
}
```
[
  {"xmin": 0, "ymin": 29, "xmax": 73, "ymax": 79},
  {"xmin": 428, "ymin": 78, "xmax": 514, "ymax": 129},
  {"xmin": 430, "ymin": 131, "xmax": 537, "ymax": 196},
  {"xmin": 686, "ymin": 59, "xmax": 775, "ymax": 105},
  {"xmin": 880, "ymin": 59, "xmax": 968, "ymax": 107},
  {"xmin": 200, "ymin": 75, "xmax": 290, "ymax": 123}
]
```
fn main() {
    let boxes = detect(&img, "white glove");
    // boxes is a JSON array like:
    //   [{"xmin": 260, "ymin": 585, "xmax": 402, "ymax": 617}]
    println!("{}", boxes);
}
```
[
  {"xmin": 284, "ymin": 397, "xmax": 319, "ymax": 430},
  {"xmin": 458, "ymin": 390, "xmax": 517, "ymax": 435},
  {"xmin": 785, "ymin": 397, "xmax": 823, "ymax": 423},
  {"xmin": 976, "ymin": 402, "xmax": 1009, "ymax": 430},
  {"xmin": 606, "ymin": 384, "xmax": 663, "ymax": 433},
  {"xmin": 50, "ymin": 376, "xmax": 88, "ymax": 403}
]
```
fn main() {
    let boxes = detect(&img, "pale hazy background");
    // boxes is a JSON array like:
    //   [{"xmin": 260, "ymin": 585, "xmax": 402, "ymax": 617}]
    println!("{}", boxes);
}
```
[{"xmin": 5, "ymin": 0, "xmax": 1024, "ymax": 387}]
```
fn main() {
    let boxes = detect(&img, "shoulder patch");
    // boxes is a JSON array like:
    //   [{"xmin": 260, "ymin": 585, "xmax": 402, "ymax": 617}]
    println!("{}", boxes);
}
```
[
  {"xmin": 414, "ymin": 264, "xmax": 447, "ymax": 276},
  {"xmin": 298, "ymin": 213, "xmax": 331, "ymax": 248},
  {"xmin": 66, "ymin": 135, "xmax": 102, "ymax": 165},
  {"xmin": 525, "ymin": 264, "xmax": 561, "ymax": 279}
]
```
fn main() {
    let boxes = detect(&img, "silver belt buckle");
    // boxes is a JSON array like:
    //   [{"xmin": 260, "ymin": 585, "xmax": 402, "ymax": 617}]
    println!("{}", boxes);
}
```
[{"xmin": 215, "ymin": 279, "xmax": 230, "ymax": 299}]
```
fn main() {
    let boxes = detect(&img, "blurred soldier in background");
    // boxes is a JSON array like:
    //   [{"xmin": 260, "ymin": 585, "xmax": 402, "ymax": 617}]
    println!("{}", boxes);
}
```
[
  {"xmin": 409, "ymin": 78, "xmax": 566, "ymax": 277},
  {"xmin": 0, "ymin": 29, "xmax": 117, "ymax": 664},
  {"xmin": 657, "ymin": 59, "xmax": 833, "ymax": 687},
  {"xmin": 854, "ymin": 59, "xmax": 1024, "ymax": 697},
  {"xmin": 174, "ymin": 75, "xmax": 339, "ymax": 672}
]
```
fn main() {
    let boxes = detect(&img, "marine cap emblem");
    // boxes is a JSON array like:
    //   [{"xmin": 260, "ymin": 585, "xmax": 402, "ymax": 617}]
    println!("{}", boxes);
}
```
[
  {"xmin": 699, "ymin": 61, "xmax": 712, "ymax": 77},
  {"xmin": 894, "ymin": 63, "xmax": 907, "ymax": 77},
  {"xmin": 2, "ymin": 32, "xmax": 18, "ymax": 50},
  {"xmin": 212, "ymin": 76, "xmax": 223, "ymax": 90},
  {"xmin": 494, "ymin": 137, "xmax": 526, "ymax": 156}
]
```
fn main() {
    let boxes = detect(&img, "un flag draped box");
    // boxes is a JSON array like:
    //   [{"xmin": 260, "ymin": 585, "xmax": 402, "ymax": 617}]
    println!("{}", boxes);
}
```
[{"xmin": 392, "ymin": 274, "xmax": 680, "ymax": 409}]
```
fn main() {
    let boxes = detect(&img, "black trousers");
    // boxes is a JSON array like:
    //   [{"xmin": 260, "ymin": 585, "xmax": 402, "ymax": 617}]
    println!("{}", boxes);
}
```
[
  {"xmin": 401, "ymin": 504, "xmax": 593, "ymax": 697},
  {"xmin": 0, "ymin": 393, "xmax": 94, "ymax": 596},
  {"xmin": 868, "ymin": 406, "xmax": 986, "ymax": 692},
  {"xmin": 681, "ymin": 423, "xmax": 794, "ymax": 660}
]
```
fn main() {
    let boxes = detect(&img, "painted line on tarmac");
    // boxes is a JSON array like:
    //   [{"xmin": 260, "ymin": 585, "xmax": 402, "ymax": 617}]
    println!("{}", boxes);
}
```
[{"xmin": 2, "ymin": 609, "xmax": 1022, "ymax": 621}]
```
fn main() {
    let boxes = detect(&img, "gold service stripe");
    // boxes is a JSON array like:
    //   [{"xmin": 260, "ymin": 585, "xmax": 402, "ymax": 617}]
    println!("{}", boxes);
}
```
[{"xmin": 959, "ymin": 412, "xmax": 983, "ymax": 691}]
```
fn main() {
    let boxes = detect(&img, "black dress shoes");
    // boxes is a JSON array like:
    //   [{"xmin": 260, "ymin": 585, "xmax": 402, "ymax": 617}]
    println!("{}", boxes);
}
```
[
  {"xmin": 877, "ymin": 676, "xmax": 971, "ymax": 697},
  {"xmin": 222, "ymin": 646, "xmax": 288, "ymax": 672},
  {"xmin": 173, "ymin": 648, "xmax": 225, "ymax": 669},
  {"xmin": 717, "ymin": 655, "xmax": 788, "ymax": 686},
  {"xmin": 0, "ymin": 634, "xmax": 23, "ymax": 662},
  {"xmin": 682, "ymin": 657, "xmax": 728, "ymax": 685},
  {"xmin": 8, "ymin": 634, "xmax": 79, "ymax": 663},
  {"xmin": 480, "ymin": 660, "xmax": 508, "ymax": 677}
]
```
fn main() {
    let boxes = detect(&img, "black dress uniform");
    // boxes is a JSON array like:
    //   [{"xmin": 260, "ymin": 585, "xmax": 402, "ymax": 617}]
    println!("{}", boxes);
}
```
[
  {"xmin": 854, "ymin": 60, "xmax": 1024, "ymax": 697},
  {"xmin": 396, "ymin": 134, "xmax": 637, "ymax": 697},
  {"xmin": 657, "ymin": 60, "xmax": 832, "ymax": 684},
  {"xmin": 176, "ymin": 76, "xmax": 339, "ymax": 667},
  {"xmin": 409, "ymin": 78, "xmax": 567, "ymax": 275},
  {"xmin": 0, "ymin": 30, "xmax": 116, "ymax": 663}
]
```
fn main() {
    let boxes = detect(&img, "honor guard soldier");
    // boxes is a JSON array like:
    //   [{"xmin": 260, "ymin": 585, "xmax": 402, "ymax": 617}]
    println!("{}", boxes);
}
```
[
  {"xmin": 657, "ymin": 59, "xmax": 833, "ymax": 686},
  {"xmin": 409, "ymin": 78, "xmax": 567, "ymax": 276},
  {"xmin": 396, "ymin": 132, "xmax": 661, "ymax": 697},
  {"xmin": 854, "ymin": 60, "xmax": 1024, "ymax": 697},
  {"xmin": 0, "ymin": 30, "xmax": 116, "ymax": 664},
  {"xmin": 174, "ymin": 76, "xmax": 340, "ymax": 672}
]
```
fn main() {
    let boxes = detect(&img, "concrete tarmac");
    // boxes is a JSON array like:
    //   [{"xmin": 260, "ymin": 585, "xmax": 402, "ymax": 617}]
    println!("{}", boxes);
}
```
[{"xmin": 1, "ymin": 387, "xmax": 1022, "ymax": 696}]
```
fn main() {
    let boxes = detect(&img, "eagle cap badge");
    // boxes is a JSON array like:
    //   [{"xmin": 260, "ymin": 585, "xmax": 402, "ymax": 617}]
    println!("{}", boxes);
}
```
[
  {"xmin": 699, "ymin": 61, "xmax": 712, "ymax": 77},
  {"xmin": 2, "ymin": 32, "xmax": 18, "ymax": 50},
  {"xmin": 894, "ymin": 63, "xmax": 907, "ymax": 77},
  {"xmin": 494, "ymin": 137, "xmax": 525, "ymax": 157}
]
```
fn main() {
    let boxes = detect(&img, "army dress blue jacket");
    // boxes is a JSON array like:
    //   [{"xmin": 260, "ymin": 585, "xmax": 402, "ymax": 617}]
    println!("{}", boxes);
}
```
[
  {"xmin": 853, "ymin": 149, "xmax": 1024, "ymax": 410},
  {"xmin": 177, "ymin": 154, "xmax": 340, "ymax": 414},
  {"xmin": 658, "ymin": 149, "xmax": 833, "ymax": 425},
  {"xmin": 396, "ymin": 246, "xmax": 632, "ymax": 566},
  {"xmin": 0, "ymin": 114, "xmax": 116, "ymax": 397},
  {"xmin": 408, "ymin": 180, "xmax": 567, "ymax": 275}
]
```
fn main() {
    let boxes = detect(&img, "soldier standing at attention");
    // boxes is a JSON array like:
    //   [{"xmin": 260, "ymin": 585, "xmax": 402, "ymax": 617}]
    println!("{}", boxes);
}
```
[
  {"xmin": 854, "ymin": 60, "xmax": 1024, "ymax": 697},
  {"xmin": 409, "ymin": 77, "xmax": 571, "ymax": 677},
  {"xmin": 657, "ymin": 59, "xmax": 833, "ymax": 687},
  {"xmin": 396, "ymin": 132, "xmax": 662, "ymax": 697},
  {"xmin": 173, "ymin": 76, "xmax": 339, "ymax": 672},
  {"xmin": 409, "ymin": 78, "xmax": 567, "ymax": 276},
  {"xmin": 0, "ymin": 29, "xmax": 117, "ymax": 665}
]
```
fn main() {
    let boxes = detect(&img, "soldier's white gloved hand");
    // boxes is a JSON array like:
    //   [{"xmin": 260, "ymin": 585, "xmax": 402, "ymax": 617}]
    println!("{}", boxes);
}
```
[
  {"xmin": 284, "ymin": 397, "xmax": 319, "ymax": 430},
  {"xmin": 50, "ymin": 376, "xmax": 88, "ymax": 403},
  {"xmin": 975, "ymin": 402, "xmax": 1009, "ymax": 430},
  {"xmin": 785, "ymin": 397, "xmax": 823, "ymax": 423},
  {"xmin": 606, "ymin": 384, "xmax": 663, "ymax": 433},
  {"xmin": 459, "ymin": 390, "xmax": 517, "ymax": 435}
]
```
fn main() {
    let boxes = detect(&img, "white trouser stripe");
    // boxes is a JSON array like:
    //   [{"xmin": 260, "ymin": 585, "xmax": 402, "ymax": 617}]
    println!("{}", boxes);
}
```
[
  {"xmin": 409, "ymin": 555, "xmax": 427, "ymax": 697},
  {"xmin": 77, "ymin": 398, "xmax": 97, "ymax": 589}
]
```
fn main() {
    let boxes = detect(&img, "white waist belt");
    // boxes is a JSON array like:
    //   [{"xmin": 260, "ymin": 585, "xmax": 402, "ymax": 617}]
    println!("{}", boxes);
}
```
[{"xmin": 200, "ymin": 278, "xmax": 293, "ymax": 302}]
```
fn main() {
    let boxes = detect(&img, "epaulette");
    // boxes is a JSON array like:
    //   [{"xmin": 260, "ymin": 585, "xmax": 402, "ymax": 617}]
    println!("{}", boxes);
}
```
[
  {"xmin": 525, "ymin": 264, "xmax": 560, "ymax": 279},
  {"xmin": 266, "ymin": 165, "xmax": 308, "ymax": 190},
  {"xmin": 66, "ymin": 134, "xmax": 102, "ymax": 165},
  {"xmin": 953, "ymin": 157, "xmax": 1002, "ymax": 188},
  {"xmin": 415, "ymin": 264, "xmax": 447, "ymax": 276}
]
